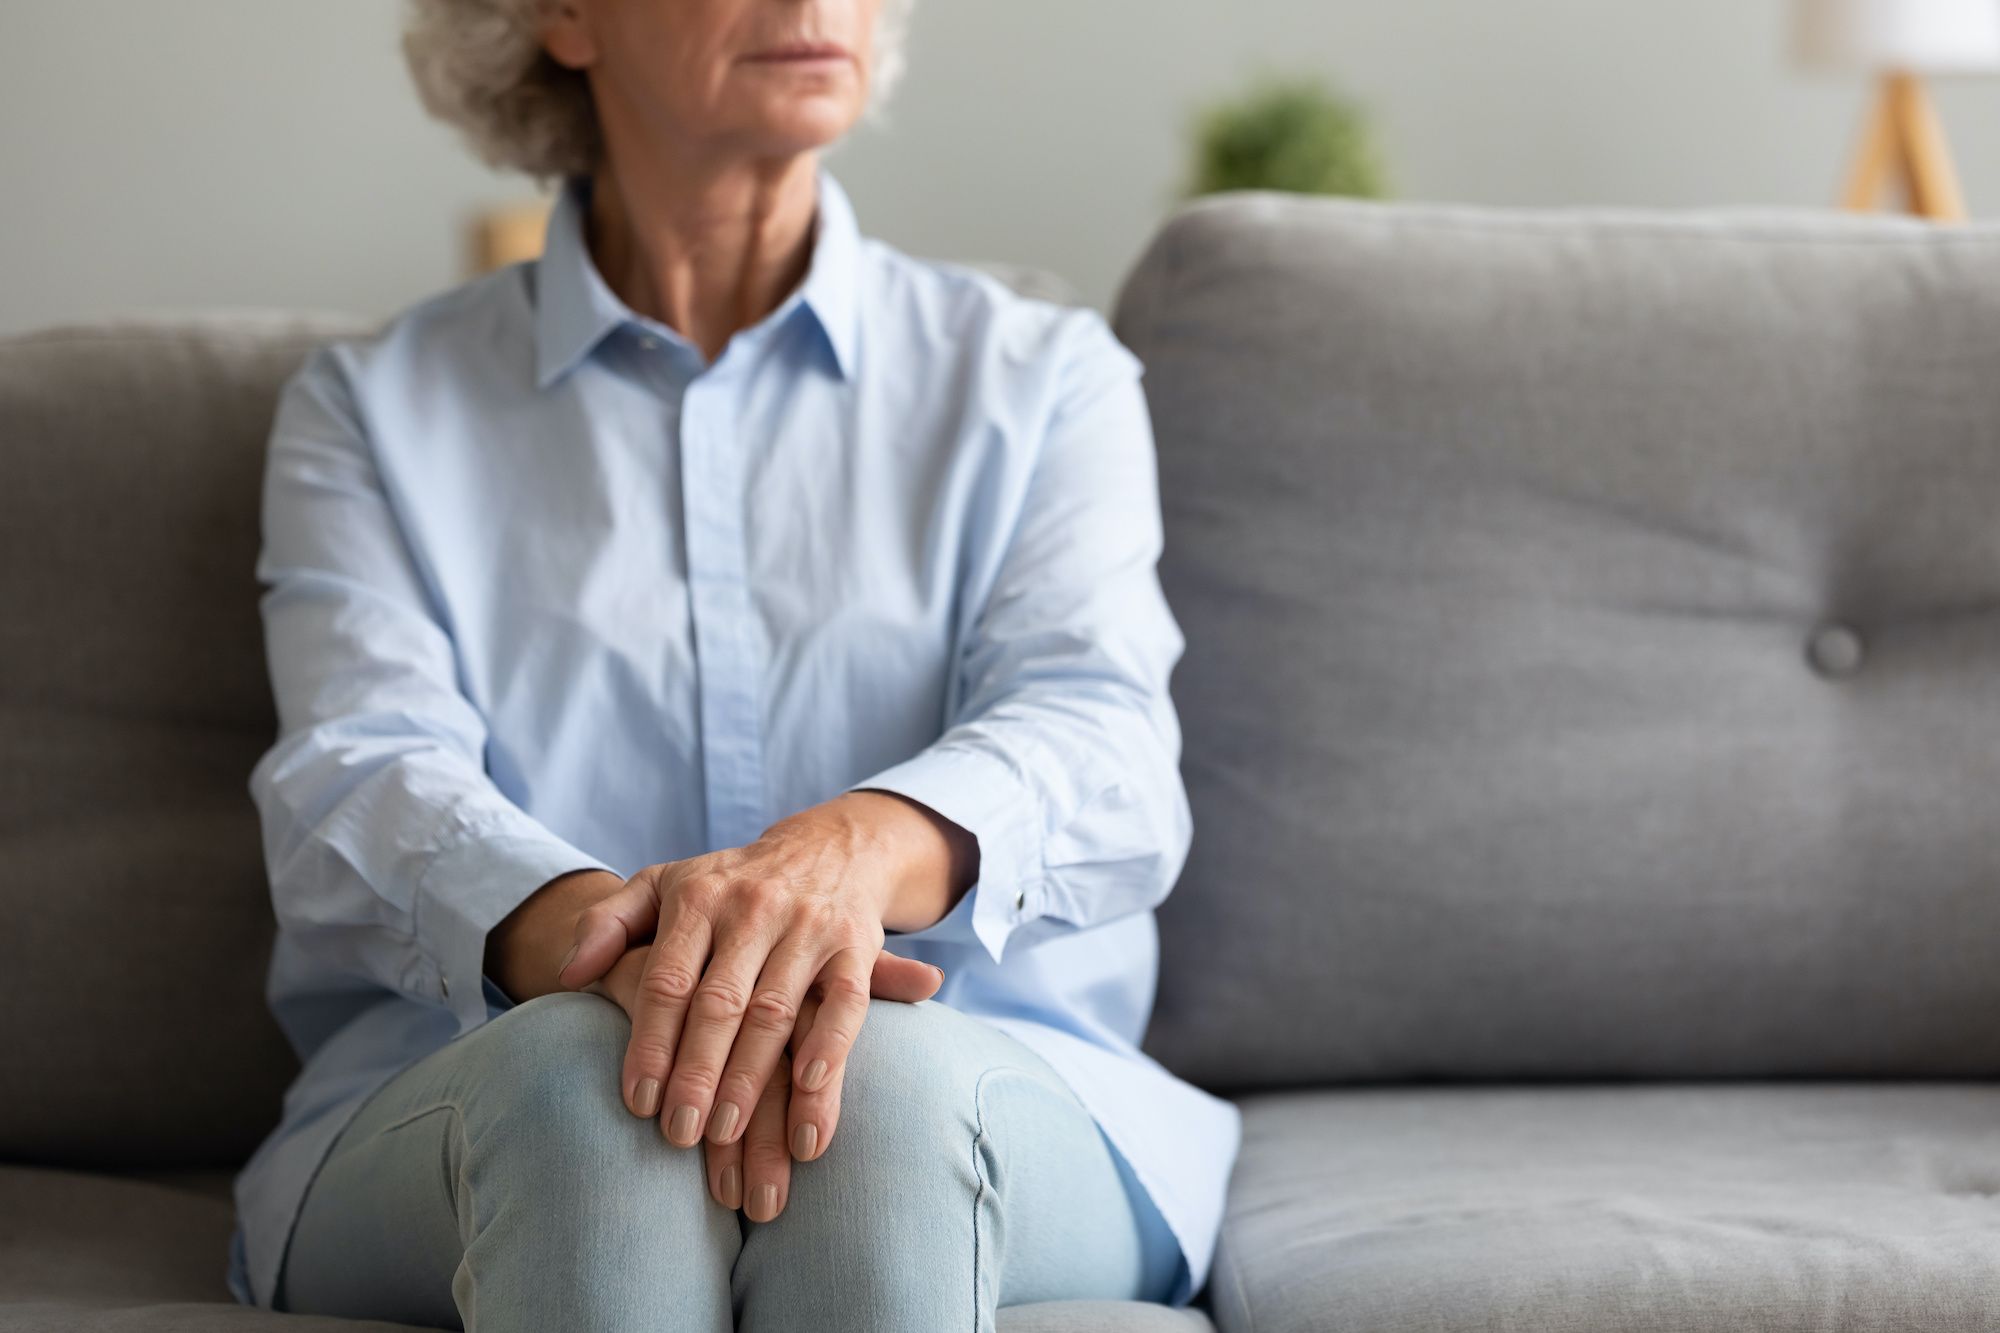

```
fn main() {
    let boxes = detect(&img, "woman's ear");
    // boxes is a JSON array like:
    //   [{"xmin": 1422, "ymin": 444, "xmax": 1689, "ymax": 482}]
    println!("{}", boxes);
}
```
[{"xmin": 538, "ymin": 0, "xmax": 598, "ymax": 70}]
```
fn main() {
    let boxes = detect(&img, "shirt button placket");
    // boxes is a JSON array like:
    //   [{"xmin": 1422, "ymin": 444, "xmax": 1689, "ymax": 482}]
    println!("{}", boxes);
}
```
[{"xmin": 679, "ymin": 373, "xmax": 769, "ymax": 853}]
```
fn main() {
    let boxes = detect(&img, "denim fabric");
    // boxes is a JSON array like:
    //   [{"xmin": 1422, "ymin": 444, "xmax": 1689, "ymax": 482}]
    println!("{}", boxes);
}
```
[{"xmin": 275, "ymin": 994, "xmax": 1182, "ymax": 1332}]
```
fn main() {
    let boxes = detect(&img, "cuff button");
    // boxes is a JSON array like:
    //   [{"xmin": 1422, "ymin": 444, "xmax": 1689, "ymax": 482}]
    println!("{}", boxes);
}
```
[
  {"xmin": 440, "ymin": 975, "xmax": 451, "ymax": 999},
  {"xmin": 1014, "ymin": 890, "xmax": 1026, "ymax": 911}
]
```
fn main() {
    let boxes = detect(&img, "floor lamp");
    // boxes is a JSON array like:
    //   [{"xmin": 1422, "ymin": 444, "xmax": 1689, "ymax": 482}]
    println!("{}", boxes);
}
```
[{"xmin": 1794, "ymin": 0, "xmax": 2000, "ymax": 221}]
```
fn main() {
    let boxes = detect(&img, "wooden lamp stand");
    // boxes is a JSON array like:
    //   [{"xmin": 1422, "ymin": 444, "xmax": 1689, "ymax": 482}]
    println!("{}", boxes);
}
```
[{"xmin": 1840, "ymin": 70, "xmax": 1968, "ymax": 220}]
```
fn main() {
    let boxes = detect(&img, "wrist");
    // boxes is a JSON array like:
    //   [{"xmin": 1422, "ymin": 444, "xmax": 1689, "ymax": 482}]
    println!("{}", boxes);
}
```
[
  {"xmin": 485, "ymin": 866, "xmax": 625, "ymax": 1003},
  {"xmin": 833, "ymin": 788, "xmax": 977, "ymax": 932}
]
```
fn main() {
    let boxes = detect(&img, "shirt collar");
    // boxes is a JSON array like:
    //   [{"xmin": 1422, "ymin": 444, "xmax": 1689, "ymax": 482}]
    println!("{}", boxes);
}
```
[{"xmin": 533, "ymin": 166, "xmax": 862, "ymax": 388}]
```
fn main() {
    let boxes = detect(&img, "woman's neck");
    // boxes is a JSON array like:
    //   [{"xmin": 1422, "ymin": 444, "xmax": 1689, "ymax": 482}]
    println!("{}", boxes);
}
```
[{"xmin": 584, "ymin": 148, "xmax": 820, "ymax": 365}]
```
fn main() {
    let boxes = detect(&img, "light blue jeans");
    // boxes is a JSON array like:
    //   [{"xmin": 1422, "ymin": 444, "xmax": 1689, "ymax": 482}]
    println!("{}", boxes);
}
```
[{"xmin": 274, "ymin": 991, "xmax": 1182, "ymax": 1331}]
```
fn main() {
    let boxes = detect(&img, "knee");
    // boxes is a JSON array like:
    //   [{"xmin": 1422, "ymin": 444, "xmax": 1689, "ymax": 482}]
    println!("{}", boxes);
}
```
[
  {"xmin": 454, "ymin": 993, "xmax": 696, "ymax": 1187},
  {"xmin": 811, "ymin": 998, "xmax": 1011, "ymax": 1182}
]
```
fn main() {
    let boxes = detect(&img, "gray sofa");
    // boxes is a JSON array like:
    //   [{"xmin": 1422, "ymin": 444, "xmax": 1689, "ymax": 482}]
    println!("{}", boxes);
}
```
[{"xmin": 5, "ymin": 192, "xmax": 2000, "ymax": 1332}]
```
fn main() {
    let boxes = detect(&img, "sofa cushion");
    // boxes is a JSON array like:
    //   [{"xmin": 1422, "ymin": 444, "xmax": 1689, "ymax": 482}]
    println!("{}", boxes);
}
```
[
  {"xmin": 1115, "ymin": 194, "xmax": 2000, "ymax": 1089},
  {"xmin": 1210, "ymin": 1083, "xmax": 2000, "ymax": 1333},
  {"xmin": 0, "ymin": 315, "xmax": 372, "ymax": 1166},
  {"xmin": 0, "ymin": 1165, "xmax": 242, "ymax": 1307},
  {"xmin": 0, "ymin": 1304, "xmax": 418, "ymax": 1332},
  {"xmin": 0, "ymin": 1306, "xmax": 1210, "ymax": 1333}
]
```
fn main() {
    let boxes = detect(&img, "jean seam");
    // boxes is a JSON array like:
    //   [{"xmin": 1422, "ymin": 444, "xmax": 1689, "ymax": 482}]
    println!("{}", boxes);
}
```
[
  {"xmin": 967, "ymin": 1063, "xmax": 1050, "ymax": 1330},
  {"xmin": 273, "ymin": 1044, "xmax": 444, "ymax": 1312},
  {"xmin": 342, "ymin": 1099, "xmax": 478, "ymax": 1327}
]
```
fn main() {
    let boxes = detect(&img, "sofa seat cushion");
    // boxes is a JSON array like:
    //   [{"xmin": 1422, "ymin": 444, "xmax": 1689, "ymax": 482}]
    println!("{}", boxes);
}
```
[
  {"xmin": 0, "ymin": 1165, "xmax": 1210, "ymax": 1331},
  {"xmin": 0, "ymin": 1165, "xmax": 244, "ymax": 1307},
  {"xmin": 0, "ymin": 1303, "xmax": 420, "ymax": 1332},
  {"xmin": 1212, "ymin": 1083, "xmax": 2000, "ymax": 1333}
]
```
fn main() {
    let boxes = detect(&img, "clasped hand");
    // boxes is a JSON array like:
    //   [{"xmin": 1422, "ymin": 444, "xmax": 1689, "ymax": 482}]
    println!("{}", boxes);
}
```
[{"xmin": 551, "ymin": 793, "xmax": 959, "ymax": 1221}]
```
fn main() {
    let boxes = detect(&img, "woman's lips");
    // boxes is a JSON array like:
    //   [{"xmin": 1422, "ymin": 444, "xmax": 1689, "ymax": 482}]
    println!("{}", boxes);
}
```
[{"xmin": 742, "ymin": 43, "xmax": 854, "ymax": 64}]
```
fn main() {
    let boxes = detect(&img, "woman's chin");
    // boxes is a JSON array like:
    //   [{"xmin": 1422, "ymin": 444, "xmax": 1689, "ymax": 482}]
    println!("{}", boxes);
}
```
[{"xmin": 732, "ymin": 103, "xmax": 865, "ymax": 157}]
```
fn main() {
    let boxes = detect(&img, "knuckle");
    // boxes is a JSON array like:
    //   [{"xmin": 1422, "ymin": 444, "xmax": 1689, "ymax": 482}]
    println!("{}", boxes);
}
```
[
  {"xmin": 730, "ymin": 877, "xmax": 786, "ymax": 922},
  {"xmin": 638, "ymin": 966, "xmax": 699, "ymax": 1008},
  {"xmin": 818, "ymin": 970, "xmax": 871, "ymax": 1006},
  {"xmin": 690, "ymin": 978, "xmax": 751, "ymax": 1024},
  {"xmin": 671, "ymin": 1065, "xmax": 720, "ymax": 1100},
  {"xmin": 680, "ymin": 871, "xmax": 729, "ymax": 914},
  {"xmin": 626, "ymin": 1036, "xmax": 674, "ymax": 1072},
  {"xmin": 744, "ymin": 1137, "xmax": 792, "ymax": 1172},
  {"xmin": 744, "ymin": 988, "xmax": 799, "ymax": 1034},
  {"xmin": 721, "ymin": 1066, "xmax": 767, "ymax": 1104}
]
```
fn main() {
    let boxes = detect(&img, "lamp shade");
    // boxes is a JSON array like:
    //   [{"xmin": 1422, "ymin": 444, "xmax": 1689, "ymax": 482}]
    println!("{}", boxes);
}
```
[{"xmin": 1793, "ymin": 0, "xmax": 2000, "ymax": 71}]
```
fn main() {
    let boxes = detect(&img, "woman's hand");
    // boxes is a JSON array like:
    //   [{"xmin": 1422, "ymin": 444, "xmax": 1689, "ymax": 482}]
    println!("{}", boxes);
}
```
[
  {"xmin": 557, "ymin": 791, "xmax": 974, "ymax": 1168},
  {"xmin": 582, "ymin": 945, "xmax": 869, "ymax": 1220}
]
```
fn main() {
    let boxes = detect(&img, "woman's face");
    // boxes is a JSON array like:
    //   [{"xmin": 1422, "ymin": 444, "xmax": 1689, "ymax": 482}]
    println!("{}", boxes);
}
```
[{"xmin": 542, "ymin": 0, "xmax": 883, "ymax": 162}]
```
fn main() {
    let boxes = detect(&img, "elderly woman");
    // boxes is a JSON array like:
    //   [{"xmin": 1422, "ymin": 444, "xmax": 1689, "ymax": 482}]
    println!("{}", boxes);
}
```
[{"xmin": 225, "ymin": 0, "xmax": 1239, "ymax": 1328}]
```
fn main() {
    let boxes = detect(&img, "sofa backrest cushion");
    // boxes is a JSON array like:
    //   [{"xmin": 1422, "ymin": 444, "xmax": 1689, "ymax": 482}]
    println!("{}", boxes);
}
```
[
  {"xmin": 0, "ymin": 314, "xmax": 370, "ymax": 1166},
  {"xmin": 1117, "ymin": 196, "xmax": 2000, "ymax": 1090}
]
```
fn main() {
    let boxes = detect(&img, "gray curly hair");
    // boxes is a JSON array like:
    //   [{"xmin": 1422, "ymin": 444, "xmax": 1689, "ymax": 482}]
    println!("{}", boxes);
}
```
[{"xmin": 403, "ymin": 0, "xmax": 915, "ymax": 182}]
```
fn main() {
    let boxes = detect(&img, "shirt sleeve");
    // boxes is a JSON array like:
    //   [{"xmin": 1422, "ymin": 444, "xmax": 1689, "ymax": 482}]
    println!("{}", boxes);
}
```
[
  {"xmin": 247, "ymin": 345, "xmax": 618, "ymax": 1036},
  {"xmin": 845, "ymin": 311, "xmax": 1194, "ymax": 964}
]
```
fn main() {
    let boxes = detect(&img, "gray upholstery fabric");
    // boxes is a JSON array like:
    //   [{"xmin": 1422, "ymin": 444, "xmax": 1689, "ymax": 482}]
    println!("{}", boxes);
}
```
[
  {"xmin": 0, "ymin": 1164, "xmax": 1201, "ymax": 1332},
  {"xmin": 0, "ymin": 1165, "xmax": 242, "ymax": 1306},
  {"xmin": 997, "ymin": 1303, "xmax": 1214, "ymax": 1332},
  {"xmin": 1117, "ymin": 193, "xmax": 2000, "ymax": 1090},
  {"xmin": 0, "ymin": 1304, "xmax": 1207, "ymax": 1333},
  {"xmin": 0, "ymin": 314, "xmax": 375, "ymax": 1166},
  {"xmin": 0, "ymin": 1305, "xmax": 419, "ymax": 1333},
  {"xmin": 1210, "ymin": 1082, "xmax": 2000, "ymax": 1333}
]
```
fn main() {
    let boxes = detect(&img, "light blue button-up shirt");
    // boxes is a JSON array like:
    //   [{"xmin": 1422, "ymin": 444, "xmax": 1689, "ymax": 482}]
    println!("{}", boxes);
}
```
[{"xmin": 227, "ymin": 167, "xmax": 1240, "ymax": 1311}]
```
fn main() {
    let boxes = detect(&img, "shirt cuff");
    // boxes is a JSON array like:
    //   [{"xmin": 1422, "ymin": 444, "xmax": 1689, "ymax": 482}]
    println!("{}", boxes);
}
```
[
  {"xmin": 415, "ymin": 826, "xmax": 618, "ymax": 1035},
  {"xmin": 847, "ymin": 744, "xmax": 1044, "ymax": 964}
]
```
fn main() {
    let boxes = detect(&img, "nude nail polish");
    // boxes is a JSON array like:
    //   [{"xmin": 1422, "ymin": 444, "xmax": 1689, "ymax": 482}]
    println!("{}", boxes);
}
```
[
  {"xmin": 750, "ymin": 1184, "xmax": 778, "ymax": 1222},
  {"xmin": 801, "ymin": 1059, "xmax": 829, "ymax": 1092},
  {"xmin": 792, "ymin": 1122, "xmax": 817, "ymax": 1160},
  {"xmin": 719, "ymin": 1164, "xmax": 742, "ymax": 1210},
  {"xmin": 633, "ymin": 1078, "xmax": 662, "ymax": 1118},
  {"xmin": 669, "ymin": 1105, "xmax": 700, "ymax": 1145},
  {"xmin": 710, "ymin": 1101, "xmax": 740, "ymax": 1141}
]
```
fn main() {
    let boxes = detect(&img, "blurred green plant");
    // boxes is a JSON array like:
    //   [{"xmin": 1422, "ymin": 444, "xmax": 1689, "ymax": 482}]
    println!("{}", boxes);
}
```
[{"xmin": 1187, "ymin": 74, "xmax": 1388, "ymax": 200}]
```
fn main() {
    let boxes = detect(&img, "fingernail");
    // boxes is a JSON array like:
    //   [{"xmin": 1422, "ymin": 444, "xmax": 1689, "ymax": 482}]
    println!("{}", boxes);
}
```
[
  {"xmin": 792, "ymin": 1122, "xmax": 818, "ymax": 1160},
  {"xmin": 750, "ymin": 1183, "xmax": 778, "ymax": 1222},
  {"xmin": 710, "ymin": 1102, "xmax": 740, "ymax": 1142},
  {"xmin": 931, "ymin": 964, "xmax": 946, "ymax": 983},
  {"xmin": 633, "ymin": 1078, "xmax": 662, "ymax": 1118},
  {"xmin": 557, "ymin": 942, "xmax": 579, "ymax": 979},
  {"xmin": 801, "ymin": 1059, "xmax": 829, "ymax": 1092},
  {"xmin": 668, "ymin": 1105, "xmax": 701, "ymax": 1145},
  {"xmin": 720, "ymin": 1163, "xmax": 742, "ymax": 1209}
]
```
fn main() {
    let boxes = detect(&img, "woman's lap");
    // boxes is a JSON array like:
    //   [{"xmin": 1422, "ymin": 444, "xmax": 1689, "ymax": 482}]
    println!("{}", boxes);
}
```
[{"xmin": 275, "ymin": 992, "xmax": 1179, "ymax": 1332}]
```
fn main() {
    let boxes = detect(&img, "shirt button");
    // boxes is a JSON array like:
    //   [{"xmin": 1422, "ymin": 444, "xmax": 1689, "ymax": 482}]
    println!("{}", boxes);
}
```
[
  {"xmin": 637, "ymin": 335, "xmax": 660, "ymax": 352},
  {"xmin": 1807, "ymin": 623, "xmax": 1865, "ymax": 677},
  {"xmin": 439, "ymin": 974, "xmax": 451, "ymax": 999},
  {"xmin": 1014, "ymin": 889, "xmax": 1027, "ymax": 911}
]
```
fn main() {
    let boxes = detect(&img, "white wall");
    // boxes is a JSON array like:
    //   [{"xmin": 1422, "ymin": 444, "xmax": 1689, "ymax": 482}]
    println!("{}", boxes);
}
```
[{"xmin": 6, "ymin": 0, "xmax": 2000, "ymax": 333}]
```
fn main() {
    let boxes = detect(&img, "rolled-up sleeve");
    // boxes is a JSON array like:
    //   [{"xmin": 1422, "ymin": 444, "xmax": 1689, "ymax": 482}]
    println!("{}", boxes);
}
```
[
  {"xmin": 247, "ymin": 346, "xmax": 616, "ymax": 1035},
  {"xmin": 847, "ymin": 313, "xmax": 1193, "ymax": 964}
]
